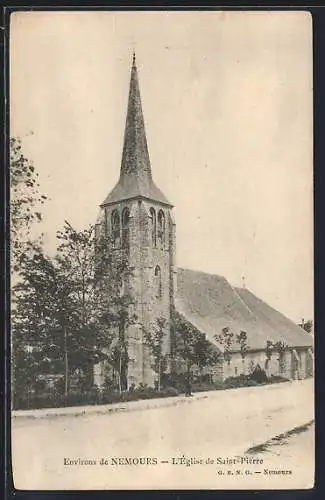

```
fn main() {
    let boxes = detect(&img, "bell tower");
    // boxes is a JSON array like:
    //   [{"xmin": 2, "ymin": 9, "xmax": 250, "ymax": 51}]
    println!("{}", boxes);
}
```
[{"xmin": 96, "ymin": 54, "xmax": 176, "ymax": 388}]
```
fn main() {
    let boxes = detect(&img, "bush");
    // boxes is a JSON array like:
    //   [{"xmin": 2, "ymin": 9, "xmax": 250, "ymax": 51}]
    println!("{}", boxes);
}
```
[
  {"xmin": 192, "ymin": 381, "xmax": 224, "ymax": 392},
  {"xmin": 161, "ymin": 372, "xmax": 187, "ymax": 392},
  {"xmin": 12, "ymin": 368, "xmax": 291, "ymax": 410},
  {"xmin": 161, "ymin": 386, "xmax": 180, "ymax": 397},
  {"xmin": 268, "ymin": 374, "xmax": 289, "ymax": 384},
  {"xmin": 224, "ymin": 374, "xmax": 256, "ymax": 389},
  {"xmin": 250, "ymin": 365, "xmax": 268, "ymax": 384}
]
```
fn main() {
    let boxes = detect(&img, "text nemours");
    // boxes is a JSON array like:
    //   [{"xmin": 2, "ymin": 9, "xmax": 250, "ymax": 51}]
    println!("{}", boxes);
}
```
[{"xmin": 63, "ymin": 456, "xmax": 292, "ymax": 475}]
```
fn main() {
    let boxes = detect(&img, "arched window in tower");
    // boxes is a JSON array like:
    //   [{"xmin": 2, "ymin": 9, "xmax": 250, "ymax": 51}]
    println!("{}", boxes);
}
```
[
  {"xmin": 104, "ymin": 208, "xmax": 109, "ymax": 235},
  {"xmin": 157, "ymin": 210, "xmax": 165, "ymax": 247},
  {"xmin": 149, "ymin": 207, "xmax": 156, "ymax": 247},
  {"xmin": 154, "ymin": 265, "xmax": 162, "ymax": 299},
  {"xmin": 111, "ymin": 210, "xmax": 120, "ymax": 248},
  {"xmin": 121, "ymin": 207, "xmax": 130, "ymax": 249},
  {"xmin": 119, "ymin": 275, "xmax": 125, "ymax": 298}
]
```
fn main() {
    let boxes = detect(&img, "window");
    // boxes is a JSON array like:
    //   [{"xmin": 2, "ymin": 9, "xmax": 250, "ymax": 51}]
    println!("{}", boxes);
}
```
[
  {"xmin": 154, "ymin": 265, "xmax": 162, "ymax": 298},
  {"xmin": 157, "ymin": 210, "xmax": 165, "ymax": 247},
  {"xmin": 149, "ymin": 207, "xmax": 156, "ymax": 247},
  {"xmin": 119, "ymin": 276, "xmax": 125, "ymax": 298},
  {"xmin": 111, "ymin": 210, "xmax": 120, "ymax": 248},
  {"xmin": 104, "ymin": 208, "xmax": 109, "ymax": 235},
  {"xmin": 121, "ymin": 207, "xmax": 130, "ymax": 249}
]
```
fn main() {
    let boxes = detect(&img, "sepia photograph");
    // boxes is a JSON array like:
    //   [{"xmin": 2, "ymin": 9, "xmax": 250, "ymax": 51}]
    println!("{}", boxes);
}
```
[{"xmin": 10, "ymin": 10, "xmax": 314, "ymax": 490}]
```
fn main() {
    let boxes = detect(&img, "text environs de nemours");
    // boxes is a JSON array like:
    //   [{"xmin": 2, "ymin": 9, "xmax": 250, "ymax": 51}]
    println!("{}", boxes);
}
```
[{"xmin": 63, "ymin": 456, "xmax": 264, "ymax": 467}]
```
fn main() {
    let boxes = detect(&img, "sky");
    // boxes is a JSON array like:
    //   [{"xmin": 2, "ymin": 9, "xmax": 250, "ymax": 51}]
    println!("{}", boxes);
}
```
[{"xmin": 10, "ymin": 11, "xmax": 313, "ymax": 323}]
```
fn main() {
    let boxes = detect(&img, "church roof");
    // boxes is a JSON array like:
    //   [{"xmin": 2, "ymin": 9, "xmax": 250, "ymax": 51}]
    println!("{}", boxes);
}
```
[
  {"xmin": 101, "ymin": 54, "xmax": 172, "ymax": 207},
  {"xmin": 176, "ymin": 268, "xmax": 313, "ymax": 351}
]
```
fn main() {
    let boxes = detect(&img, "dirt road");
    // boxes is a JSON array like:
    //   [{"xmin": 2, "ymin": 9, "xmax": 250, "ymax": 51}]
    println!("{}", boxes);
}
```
[{"xmin": 11, "ymin": 379, "xmax": 314, "ymax": 490}]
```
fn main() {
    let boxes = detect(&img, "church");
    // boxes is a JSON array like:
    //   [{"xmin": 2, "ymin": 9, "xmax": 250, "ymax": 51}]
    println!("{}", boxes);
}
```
[{"xmin": 94, "ymin": 54, "xmax": 313, "ymax": 389}]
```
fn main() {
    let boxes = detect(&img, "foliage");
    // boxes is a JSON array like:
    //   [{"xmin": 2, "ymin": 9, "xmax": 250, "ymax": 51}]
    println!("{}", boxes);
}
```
[
  {"xmin": 224, "ymin": 375, "xmax": 258, "ymax": 389},
  {"xmin": 13, "ymin": 368, "xmax": 290, "ymax": 410},
  {"xmin": 11, "ymin": 221, "xmax": 136, "ymax": 403},
  {"xmin": 13, "ymin": 383, "xmax": 180, "ymax": 410},
  {"xmin": 250, "ymin": 364, "xmax": 268, "ymax": 383},
  {"xmin": 161, "ymin": 372, "xmax": 188, "ymax": 393},
  {"xmin": 273, "ymin": 340, "xmax": 288, "ymax": 352},
  {"xmin": 173, "ymin": 312, "xmax": 221, "ymax": 379},
  {"xmin": 299, "ymin": 319, "xmax": 313, "ymax": 334},
  {"xmin": 264, "ymin": 339, "xmax": 288, "ymax": 371},
  {"xmin": 265, "ymin": 340, "xmax": 273, "ymax": 369},
  {"xmin": 10, "ymin": 137, "xmax": 47, "ymax": 271},
  {"xmin": 214, "ymin": 326, "xmax": 234, "ymax": 365},
  {"xmin": 11, "ymin": 344, "xmax": 43, "ymax": 409},
  {"xmin": 161, "ymin": 370, "xmax": 290, "ymax": 396},
  {"xmin": 143, "ymin": 317, "xmax": 168, "ymax": 391},
  {"xmin": 10, "ymin": 138, "xmax": 48, "ymax": 405},
  {"xmin": 236, "ymin": 330, "xmax": 249, "ymax": 359}
]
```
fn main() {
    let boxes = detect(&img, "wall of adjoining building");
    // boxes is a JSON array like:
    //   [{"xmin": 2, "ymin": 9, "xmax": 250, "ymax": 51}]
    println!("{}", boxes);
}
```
[
  {"xmin": 93, "ymin": 342, "xmax": 314, "ymax": 389},
  {"xmin": 208, "ymin": 347, "xmax": 314, "ymax": 382}
]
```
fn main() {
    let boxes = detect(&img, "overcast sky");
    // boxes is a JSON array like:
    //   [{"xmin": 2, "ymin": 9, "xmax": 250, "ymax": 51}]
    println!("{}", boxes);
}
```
[{"xmin": 10, "ymin": 11, "xmax": 313, "ymax": 323}]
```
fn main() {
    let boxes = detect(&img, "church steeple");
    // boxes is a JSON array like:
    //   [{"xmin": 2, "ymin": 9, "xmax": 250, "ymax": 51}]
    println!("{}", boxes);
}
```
[
  {"xmin": 120, "ymin": 51, "xmax": 152, "ymax": 181},
  {"xmin": 101, "ymin": 54, "xmax": 172, "ymax": 207},
  {"xmin": 96, "ymin": 53, "xmax": 176, "ymax": 390}
]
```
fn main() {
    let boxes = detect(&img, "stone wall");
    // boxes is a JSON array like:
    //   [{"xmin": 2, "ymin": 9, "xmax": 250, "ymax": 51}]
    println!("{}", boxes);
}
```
[
  {"xmin": 208, "ymin": 356, "xmax": 224, "ymax": 383},
  {"xmin": 214, "ymin": 347, "xmax": 313, "ymax": 381},
  {"xmin": 95, "ymin": 199, "xmax": 175, "ymax": 389}
]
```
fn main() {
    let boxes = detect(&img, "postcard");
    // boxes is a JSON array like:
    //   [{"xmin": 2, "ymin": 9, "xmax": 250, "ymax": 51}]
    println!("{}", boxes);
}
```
[{"xmin": 10, "ymin": 10, "xmax": 314, "ymax": 490}]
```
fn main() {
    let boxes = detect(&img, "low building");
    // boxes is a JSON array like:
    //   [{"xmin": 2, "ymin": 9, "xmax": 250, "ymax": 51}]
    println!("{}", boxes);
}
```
[{"xmin": 176, "ymin": 268, "xmax": 313, "ymax": 382}]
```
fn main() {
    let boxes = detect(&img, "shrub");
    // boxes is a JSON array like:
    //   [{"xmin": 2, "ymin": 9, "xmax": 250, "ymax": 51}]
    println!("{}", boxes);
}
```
[
  {"xmin": 13, "ymin": 368, "xmax": 291, "ymax": 411},
  {"xmin": 161, "ymin": 386, "xmax": 180, "ymax": 397},
  {"xmin": 161, "ymin": 372, "xmax": 187, "ymax": 392},
  {"xmin": 250, "ymin": 364, "xmax": 268, "ymax": 384},
  {"xmin": 268, "ymin": 375, "xmax": 289, "ymax": 384},
  {"xmin": 192, "ymin": 381, "xmax": 224, "ymax": 392},
  {"xmin": 224, "ymin": 374, "xmax": 255, "ymax": 389}
]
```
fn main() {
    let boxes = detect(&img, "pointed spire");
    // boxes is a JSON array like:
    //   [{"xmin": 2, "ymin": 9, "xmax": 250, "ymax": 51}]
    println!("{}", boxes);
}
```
[
  {"xmin": 120, "ymin": 52, "xmax": 152, "ymax": 181},
  {"xmin": 101, "ymin": 55, "xmax": 172, "ymax": 207}
]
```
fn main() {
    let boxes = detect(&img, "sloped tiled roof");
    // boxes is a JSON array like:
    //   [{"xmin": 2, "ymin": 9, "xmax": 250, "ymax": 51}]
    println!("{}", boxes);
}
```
[
  {"xmin": 102, "ymin": 175, "xmax": 171, "ymax": 207},
  {"xmin": 235, "ymin": 287, "xmax": 314, "ymax": 349},
  {"xmin": 176, "ymin": 268, "xmax": 313, "ymax": 351}
]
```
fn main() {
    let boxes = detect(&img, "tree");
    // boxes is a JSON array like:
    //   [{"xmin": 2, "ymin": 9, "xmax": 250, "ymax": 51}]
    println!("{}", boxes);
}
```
[
  {"xmin": 95, "ymin": 230, "xmax": 137, "ymax": 393},
  {"xmin": 12, "ymin": 221, "xmax": 136, "ymax": 404},
  {"xmin": 10, "ymin": 137, "xmax": 47, "ymax": 271},
  {"xmin": 54, "ymin": 221, "xmax": 136, "ymax": 394},
  {"xmin": 174, "ymin": 312, "xmax": 220, "ymax": 394},
  {"xmin": 298, "ymin": 319, "xmax": 313, "ymax": 335},
  {"xmin": 194, "ymin": 333, "xmax": 220, "ymax": 383},
  {"xmin": 265, "ymin": 340, "xmax": 274, "ymax": 371},
  {"xmin": 10, "ymin": 138, "xmax": 48, "ymax": 406},
  {"xmin": 273, "ymin": 340, "xmax": 288, "ymax": 375},
  {"xmin": 214, "ymin": 327, "xmax": 234, "ymax": 367},
  {"xmin": 11, "ymin": 241, "xmax": 63, "ymax": 405},
  {"xmin": 236, "ymin": 330, "xmax": 249, "ymax": 374},
  {"xmin": 264, "ymin": 339, "xmax": 288, "ymax": 376},
  {"xmin": 143, "ymin": 317, "xmax": 168, "ymax": 391}
]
